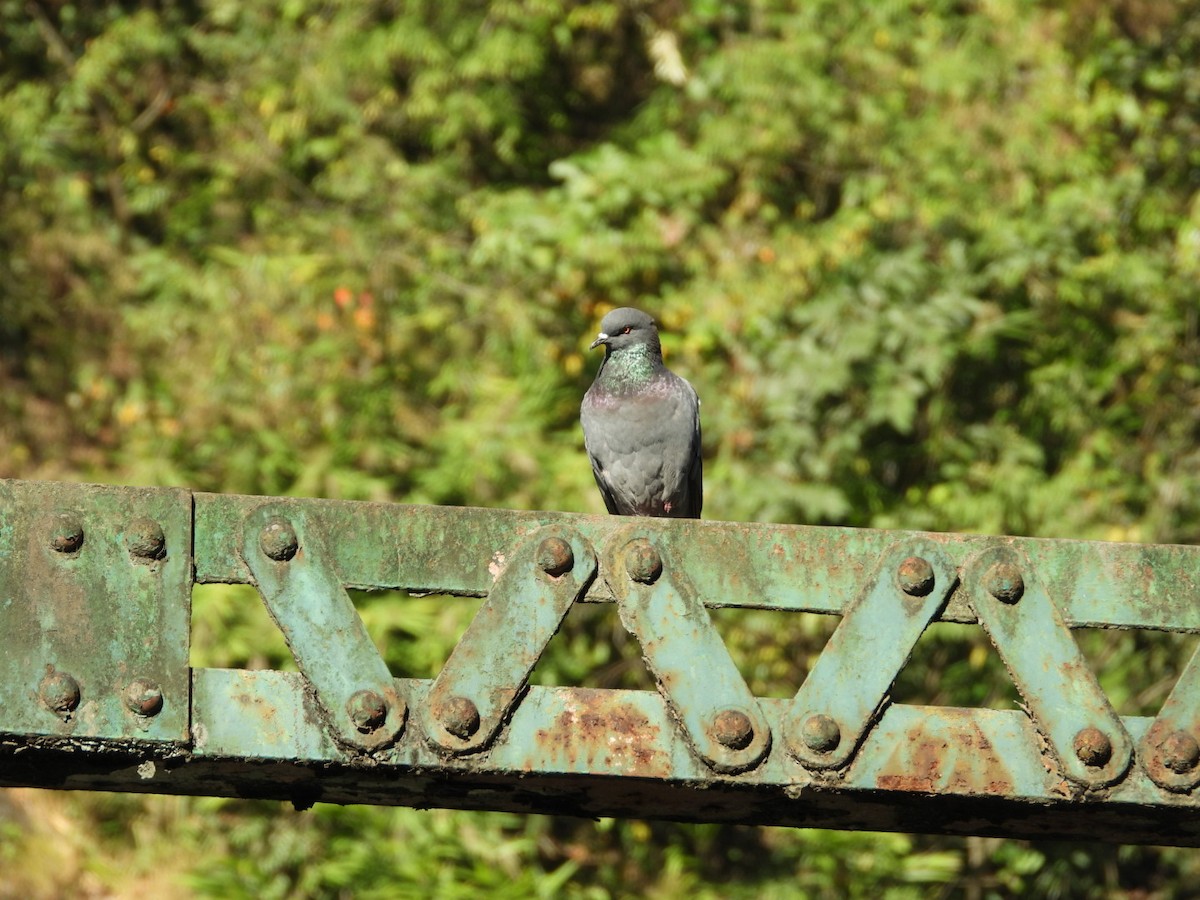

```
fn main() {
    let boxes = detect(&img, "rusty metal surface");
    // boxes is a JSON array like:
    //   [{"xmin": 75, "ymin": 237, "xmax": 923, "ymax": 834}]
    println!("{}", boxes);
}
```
[
  {"xmin": 0, "ymin": 480, "xmax": 190, "ymax": 742},
  {"xmin": 783, "ymin": 541, "xmax": 957, "ymax": 770},
  {"xmin": 967, "ymin": 547, "xmax": 1132, "ymax": 787},
  {"xmin": 27, "ymin": 668, "xmax": 1184, "ymax": 846},
  {"xmin": 1140, "ymin": 640, "xmax": 1200, "ymax": 792},
  {"xmin": 605, "ymin": 525, "xmax": 771, "ymax": 774},
  {"xmin": 5, "ymin": 479, "xmax": 1200, "ymax": 845},
  {"xmin": 421, "ymin": 526, "xmax": 596, "ymax": 754}
]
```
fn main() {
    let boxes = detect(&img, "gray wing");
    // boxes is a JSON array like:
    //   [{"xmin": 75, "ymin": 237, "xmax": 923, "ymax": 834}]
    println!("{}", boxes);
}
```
[
  {"xmin": 578, "ymin": 391, "xmax": 624, "ymax": 518},
  {"xmin": 581, "ymin": 374, "xmax": 702, "ymax": 519},
  {"xmin": 676, "ymin": 378, "xmax": 703, "ymax": 518}
]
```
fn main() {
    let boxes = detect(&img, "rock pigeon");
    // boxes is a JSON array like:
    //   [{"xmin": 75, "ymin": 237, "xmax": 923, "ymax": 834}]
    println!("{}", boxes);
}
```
[{"xmin": 580, "ymin": 308, "xmax": 702, "ymax": 518}]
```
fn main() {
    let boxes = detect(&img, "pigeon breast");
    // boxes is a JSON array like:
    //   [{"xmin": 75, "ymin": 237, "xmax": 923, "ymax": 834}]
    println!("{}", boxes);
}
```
[{"xmin": 581, "ymin": 369, "xmax": 702, "ymax": 518}]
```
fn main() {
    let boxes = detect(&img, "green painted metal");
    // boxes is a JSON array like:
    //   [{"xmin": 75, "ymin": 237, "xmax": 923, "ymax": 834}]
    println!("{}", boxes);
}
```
[
  {"xmin": 782, "ymin": 540, "xmax": 956, "ymax": 770},
  {"xmin": 1140, "ymin": 641, "xmax": 1200, "ymax": 793},
  {"xmin": 241, "ymin": 503, "xmax": 405, "ymax": 752},
  {"xmin": 182, "ymin": 670, "xmax": 1200, "ymax": 844},
  {"xmin": 421, "ymin": 525, "xmax": 596, "ymax": 754},
  {"xmin": 605, "ymin": 524, "xmax": 771, "ymax": 773},
  {"xmin": 195, "ymin": 493, "xmax": 1200, "ymax": 630},
  {"xmin": 967, "ymin": 546, "xmax": 1132, "ymax": 788},
  {"xmin": 5, "ymin": 479, "xmax": 1200, "ymax": 845},
  {"xmin": 0, "ymin": 480, "xmax": 189, "ymax": 743}
]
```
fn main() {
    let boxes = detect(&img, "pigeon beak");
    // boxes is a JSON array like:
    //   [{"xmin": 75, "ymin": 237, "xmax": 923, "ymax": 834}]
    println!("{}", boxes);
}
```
[{"xmin": 589, "ymin": 332, "xmax": 609, "ymax": 350}]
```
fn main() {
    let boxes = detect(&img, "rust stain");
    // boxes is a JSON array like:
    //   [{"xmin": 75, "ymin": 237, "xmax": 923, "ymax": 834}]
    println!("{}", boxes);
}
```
[
  {"xmin": 230, "ymin": 686, "xmax": 287, "ymax": 744},
  {"xmin": 533, "ymin": 690, "xmax": 670, "ymax": 779},
  {"xmin": 876, "ymin": 719, "xmax": 1013, "ymax": 796}
]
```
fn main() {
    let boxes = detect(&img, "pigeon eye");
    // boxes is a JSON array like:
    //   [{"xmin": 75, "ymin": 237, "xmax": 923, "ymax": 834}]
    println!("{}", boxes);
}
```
[{"xmin": 621, "ymin": 326, "xmax": 632, "ymax": 335}]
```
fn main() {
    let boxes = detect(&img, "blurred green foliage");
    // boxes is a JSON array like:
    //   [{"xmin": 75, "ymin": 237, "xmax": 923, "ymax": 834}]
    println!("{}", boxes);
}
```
[{"xmin": 3, "ymin": 0, "xmax": 1200, "ymax": 896}]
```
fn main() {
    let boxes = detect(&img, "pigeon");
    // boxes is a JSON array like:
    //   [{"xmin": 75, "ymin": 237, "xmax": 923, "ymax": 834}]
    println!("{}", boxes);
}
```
[{"xmin": 580, "ymin": 307, "xmax": 703, "ymax": 518}]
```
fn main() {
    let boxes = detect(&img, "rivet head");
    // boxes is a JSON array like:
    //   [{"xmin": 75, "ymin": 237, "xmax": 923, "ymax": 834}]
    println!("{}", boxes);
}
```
[
  {"xmin": 125, "ymin": 679, "xmax": 164, "ymax": 717},
  {"xmin": 126, "ymin": 517, "xmax": 166, "ymax": 561},
  {"xmin": 49, "ymin": 515, "xmax": 84, "ymax": 554},
  {"xmin": 710, "ymin": 709, "xmax": 754, "ymax": 750},
  {"xmin": 897, "ymin": 556, "xmax": 935, "ymax": 597},
  {"xmin": 1073, "ymin": 726, "xmax": 1112, "ymax": 767},
  {"xmin": 39, "ymin": 671, "xmax": 81, "ymax": 717},
  {"xmin": 536, "ymin": 537, "xmax": 574, "ymax": 577},
  {"xmin": 260, "ymin": 518, "xmax": 298, "ymax": 562},
  {"xmin": 983, "ymin": 561, "xmax": 1024, "ymax": 604},
  {"xmin": 1160, "ymin": 730, "xmax": 1200, "ymax": 774},
  {"xmin": 624, "ymin": 539, "xmax": 662, "ymax": 584},
  {"xmin": 346, "ymin": 690, "xmax": 388, "ymax": 733},
  {"xmin": 801, "ymin": 714, "xmax": 841, "ymax": 753},
  {"xmin": 438, "ymin": 695, "xmax": 481, "ymax": 740}
]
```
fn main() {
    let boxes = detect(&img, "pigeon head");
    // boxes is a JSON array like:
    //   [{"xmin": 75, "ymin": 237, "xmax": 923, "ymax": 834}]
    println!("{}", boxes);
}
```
[{"xmin": 589, "ymin": 308, "xmax": 661, "ymax": 355}]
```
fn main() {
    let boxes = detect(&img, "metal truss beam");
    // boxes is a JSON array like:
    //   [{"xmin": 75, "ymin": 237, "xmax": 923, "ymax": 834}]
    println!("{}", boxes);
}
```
[{"xmin": 2, "ymin": 478, "xmax": 1200, "ymax": 846}]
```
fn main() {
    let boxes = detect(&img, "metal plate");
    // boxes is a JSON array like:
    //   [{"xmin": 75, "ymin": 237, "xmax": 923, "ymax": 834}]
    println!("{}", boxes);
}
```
[{"xmin": 0, "ymin": 480, "xmax": 190, "ymax": 742}]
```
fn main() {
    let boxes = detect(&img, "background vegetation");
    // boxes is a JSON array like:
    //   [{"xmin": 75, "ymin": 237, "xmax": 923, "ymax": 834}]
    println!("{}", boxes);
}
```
[{"xmin": 3, "ymin": 0, "xmax": 1200, "ymax": 895}]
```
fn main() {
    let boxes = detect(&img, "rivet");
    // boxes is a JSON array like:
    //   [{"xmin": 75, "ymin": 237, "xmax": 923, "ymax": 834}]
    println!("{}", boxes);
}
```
[
  {"xmin": 897, "ymin": 556, "xmax": 935, "ymax": 597},
  {"xmin": 710, "ymin": 709, "xmax": 754, "ymax": 750},
  {"xmin": 1160, "ymin": 730, "xmax": 1200, "ymax": 774},
  {"xmin": 126, "ymin": 517, "xmax": 166, "ymax": 561},
  {"xmin": 346, "ymin": 690, "xmax": 388, "ymax": 733},
  {"xmin": 1073, "ymin": 726, "xmax": 1112, "ymax": 768},
  {"xmin": 125, "ymin": 679, "xmax": 164, "ymax": 717},
  {"xmin": 39, "ymin": 671, "xmax": 81, "ymax": 717},
  {"xmin": 983, "ymin": 561, "xmax": 1024, "ymax": 604},
  {"xmin": 260, "ymin": 518, "xmax": 298, "ymax": 562},
  {"xmin": 438, "ymin": 695, "xmax": 481, "ymax": 740},
  {"xmin": 49, "ymin": 515, "xmax": 84, "ymax": 554},
  {"xmin": 801, "ymin": 714, "xmax": 841, "ymax": 753},
  {"xmin": 536, "ymin": 537, "xmax": 574, "ymax": 577},
  {"xmin": 624, "ymin": 539, "xmax": 662, "ymax": 584}
]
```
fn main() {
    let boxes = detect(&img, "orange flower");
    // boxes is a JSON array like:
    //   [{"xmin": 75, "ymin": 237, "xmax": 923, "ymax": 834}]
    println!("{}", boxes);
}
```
[{"xmin": 353, "ymin": 307, "xmax": 376, "ymax": 330}]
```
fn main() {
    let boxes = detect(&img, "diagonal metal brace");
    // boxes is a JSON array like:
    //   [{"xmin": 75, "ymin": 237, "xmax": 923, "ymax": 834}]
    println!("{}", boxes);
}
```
[
  {"xmin": 782, "ymin": 540, "xmax": 957, "ymax": 770},
  {"xmin": 966, "ymin": 546, "xmax": 1132, "ymax": 787},
  {"xmin": 605, "ymin": 527, "xmax": 771, "ymax": 774},
  {"xmin": 421, "ymin": 526, "xmax": 597, "ymax": 755},
  {"xmin": 1140, "ymin": 642, "xmax": 1200, "ymax": 792},
  {"xmin": 241, "ymin": 504, "xmax": 406, "ymax": 752}
]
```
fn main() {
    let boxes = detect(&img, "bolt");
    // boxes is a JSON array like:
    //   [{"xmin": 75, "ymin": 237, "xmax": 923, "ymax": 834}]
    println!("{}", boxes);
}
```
[
  {"xmin": 983, "ymin": 561, "xmax": 1024, "ymax": 604},
  {"xmin": 801, "ymin": 714, "xmax": 841, "ymax": 753},
  {"xmin": 1073, "ymin": 726, "xmax": 1113, "ymax": 768},
  {"xmin": 260, "ymin": 518, "xmax": 298, "ymax": 561},
  {"xmin": 1160, "ymin": 730, "xmax": 1200, "ymax": 774},
  {"xmin": 49, "ymin": 515, "xmax": 84, "ymax": 554},
  {"xmin": 624, "ymin": 539, "xmax": 662, "ymax": 584},
  {"xmin": 897, "ymin": 556, "xmax": 935, "ymax": 597},
  {"xmin": 439, "ymin": 695, "xmax": 481, "ymax": 740},
  {"xmin": 39, "ymin": 671, "xmax": 81, "ymax": 717},
  {"xmin": 710, "ymin": 709, "xmax": 754, "ymax": 750},
  {"xmin": 125, "ymin": 679, "xmax": 164, "ymax": 717},
  {"xmin": 126, "ymin": 517, "xmax": 166, "ymax": 561},
  {"xmin": 536, "ymin": 537, "xmax": 574, "ymax": 577},
  {"xmin": 346, "ymin": 690, "xmax": 389, "ymax": 733}
]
